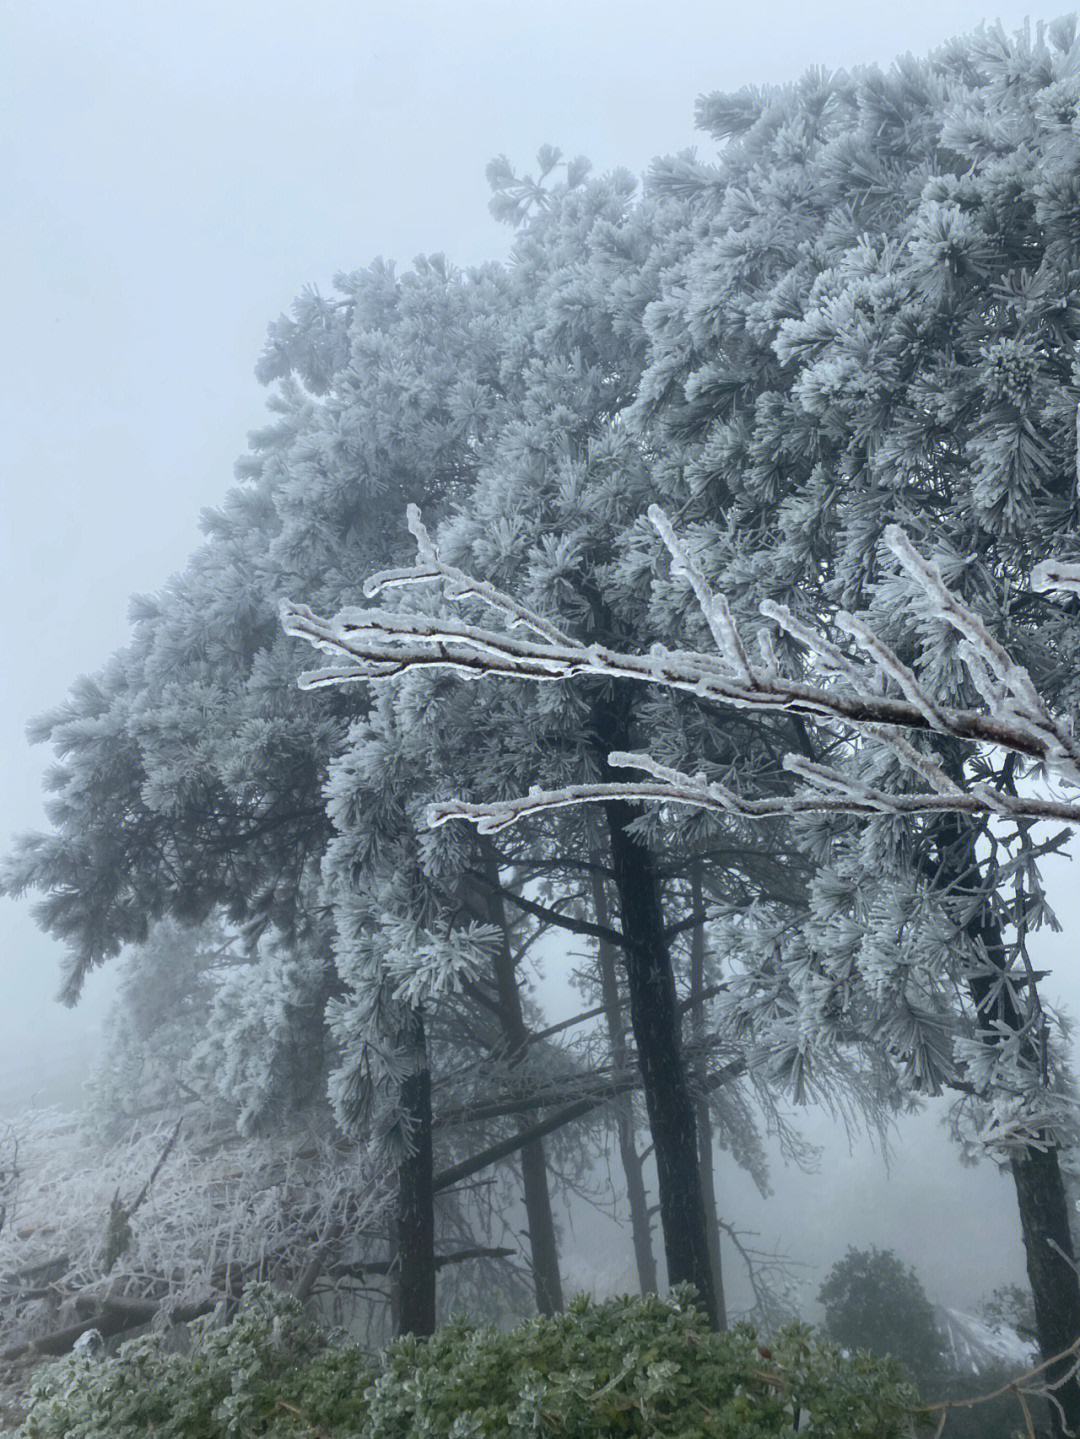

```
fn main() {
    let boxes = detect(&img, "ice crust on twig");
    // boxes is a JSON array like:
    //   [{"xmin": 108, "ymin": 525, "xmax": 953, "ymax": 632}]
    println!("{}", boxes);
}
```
[
  {"xmin": 0, "ymin": 1108, "xmax": 395, "ymax": 1357},
  {"xmin": 359, "ymin": 502, "xmax": 575, "ymax": 647},
  {"xmin": 283, "ymin": 506, "xmax": 1080, "ymax": 831}
]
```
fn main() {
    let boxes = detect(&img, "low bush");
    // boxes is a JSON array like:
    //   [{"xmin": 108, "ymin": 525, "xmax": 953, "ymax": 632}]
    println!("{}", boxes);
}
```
[{"xmin": 19, "ymin": 1284, "xmax": 918, "ymax": 1438}]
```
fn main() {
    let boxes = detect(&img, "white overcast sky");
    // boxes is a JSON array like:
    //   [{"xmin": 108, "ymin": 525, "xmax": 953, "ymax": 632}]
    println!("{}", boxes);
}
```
[{"xmin": 3, "ymin": 0, "xmax": 1078, "ymax": 1306}]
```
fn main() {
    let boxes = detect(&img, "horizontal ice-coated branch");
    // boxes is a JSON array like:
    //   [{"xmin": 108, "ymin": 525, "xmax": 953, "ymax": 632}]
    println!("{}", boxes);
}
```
[
  {"xmin": 279, "ymin": 600, "xmax": 1071, "ymax": 770},
  {"xmin": 427, "ymin": 770, "xmax": 1080, "ymax": 831},
  {"xmin": 283, "ymin": 596, "xmax": 1049, "ymax": 745},
  {"xmin": 283, "ymin": 507, "xmax": 1080, "ymax": 832}
]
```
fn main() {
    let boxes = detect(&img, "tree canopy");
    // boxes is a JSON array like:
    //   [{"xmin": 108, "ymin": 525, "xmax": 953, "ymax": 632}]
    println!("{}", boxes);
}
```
[{"xmin": 7, "ymin": 15, "xmax": 1080, "ymax": 1429}]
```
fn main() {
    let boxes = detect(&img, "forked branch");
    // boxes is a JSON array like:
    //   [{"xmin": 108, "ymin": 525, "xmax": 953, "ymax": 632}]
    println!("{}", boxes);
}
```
[{"xmin": 281, "ymin": 506, "xmax": 1080, "ymax": 830}]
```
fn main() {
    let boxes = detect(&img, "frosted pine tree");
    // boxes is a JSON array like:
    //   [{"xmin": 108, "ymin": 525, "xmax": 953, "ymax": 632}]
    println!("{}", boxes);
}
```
[
  {"xmin": 281, "ymin": 28, "xmax": 1080, "ymax": 1418},
  {"xmin": 627, "ymin": 27, "xmax": 1080, "ymax": 1428},
  {"xmin": 1, "ymin": 255, "xmax": 523, "ymax": 1333},
  {"xmin": 8, "ymin": 238, "xmax": 670, "ymax": 1334},
  {"xmin": 290, "ymin": 154, "xmax": 912, "ymax": 1329}
]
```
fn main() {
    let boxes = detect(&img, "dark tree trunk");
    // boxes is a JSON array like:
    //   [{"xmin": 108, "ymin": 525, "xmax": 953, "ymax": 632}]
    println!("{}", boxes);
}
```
[
  {"xmin": 516, "ymin": 1131, "xmax": 564, "ymax": 1316},
  {"xmin": 481, "ymin": 844, "xmax": 564, "ymax": 1316},
  {"xmin": 1012, "ymin": 1144, "xmax": 1080, "ymax": 1423},
  {"xmin": 591, "ymin": 855, "xmax": 658, "ymax": 1295},
  {"xmin": 695, "ymin": 1105, "xmax": 725, "ymax": 1324},
  {"xmin": 603, "ymin": 795, "xmax": 718, "ymax": 1325},
  {"xmin": 689, "ymin": 861, "xmax": 726, "ymax": 1328},
  {"xmin": 938, "ymin": 818, "xmax": 1080, "ymax": 1436},
  {"xmin": 970, "ymin": 969, "xmax": 1080, "ymax": 1436},
  {"xmin": 394, "ymin": 1005, "xmax": 436, "ymax": 1338},
  {"xmin": 597, "ymin": 680, "xmax": 718, "ymax": 1327}
]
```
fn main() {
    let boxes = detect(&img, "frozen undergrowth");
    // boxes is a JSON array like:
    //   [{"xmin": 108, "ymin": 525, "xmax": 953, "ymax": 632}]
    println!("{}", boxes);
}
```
[
  {"xmin": 0, "ymin": 1107, "xmax": 391, "ymax": 1356},
  {"xmin": 16, "ymin": 1284, "xmax": 918, "ymax": 1439}
]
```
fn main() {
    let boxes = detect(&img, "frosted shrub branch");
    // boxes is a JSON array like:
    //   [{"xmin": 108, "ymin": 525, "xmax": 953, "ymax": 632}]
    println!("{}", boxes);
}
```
[
  {"xmin": 0, "ymin": 1108, "xmax": 394, "ymax": 1358},
  {"xmin": 282, "ymin": 507, "xmax": 1080, "ymax": 831}
]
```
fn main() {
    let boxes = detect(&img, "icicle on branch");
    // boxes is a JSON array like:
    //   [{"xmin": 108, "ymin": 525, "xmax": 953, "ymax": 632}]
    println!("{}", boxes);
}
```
[{"xmin": 280, "ymin": 507, "xmax": 1080, "ymax": 830}]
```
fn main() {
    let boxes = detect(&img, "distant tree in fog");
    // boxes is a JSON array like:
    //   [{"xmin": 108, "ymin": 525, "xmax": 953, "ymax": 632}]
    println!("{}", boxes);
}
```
[{"xmin": 818, "ymin": 1246, "xmax": 946, "ymax": 1387}]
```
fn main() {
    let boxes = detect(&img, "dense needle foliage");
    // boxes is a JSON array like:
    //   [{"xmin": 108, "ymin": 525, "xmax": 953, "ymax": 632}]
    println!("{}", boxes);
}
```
[
  {"xmin": 7, "ymin": 9, "xmax": 1080, "ymax": 1423},
  {"xmin": 18, "ymin": 1286, "xmax": 917, "ymax": 1439}
]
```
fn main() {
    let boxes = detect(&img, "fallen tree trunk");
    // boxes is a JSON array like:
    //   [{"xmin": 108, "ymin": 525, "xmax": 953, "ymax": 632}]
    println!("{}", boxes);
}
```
[
  {"xmin": 1, "ymin": 1245, "xmax": 517, "ymax": 1363},
  {"xmin": 1, "ymin": 1297, "xmax": 216, "ymax": 1361}
]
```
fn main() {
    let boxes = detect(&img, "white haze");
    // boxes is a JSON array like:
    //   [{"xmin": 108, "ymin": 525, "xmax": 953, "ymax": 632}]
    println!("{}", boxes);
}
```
[{"xmin": 3, "ymin": 0, "xmax": 1078, "ymax": 1320}]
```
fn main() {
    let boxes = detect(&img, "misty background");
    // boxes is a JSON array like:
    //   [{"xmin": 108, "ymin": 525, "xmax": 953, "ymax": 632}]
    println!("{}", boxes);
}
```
[{"xmin": 3, "ymin": 0, "xmax": 1077, "ymax": 1319}]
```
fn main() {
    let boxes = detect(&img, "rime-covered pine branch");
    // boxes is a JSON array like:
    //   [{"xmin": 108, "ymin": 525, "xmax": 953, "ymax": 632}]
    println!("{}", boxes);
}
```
[
  {"xmin": 281, "ymin": 508, "xmax": 1080, "ymax": 830},
  {"xmin": 363, "ymin": 504, "xmax": 576, "ymax": 646}
]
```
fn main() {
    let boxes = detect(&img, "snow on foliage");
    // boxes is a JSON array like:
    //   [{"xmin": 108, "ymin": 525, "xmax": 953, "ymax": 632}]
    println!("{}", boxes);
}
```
[
  {"xmin": 283, "ymin": 504, "xmax": 1080, "ymax": 1160},
  {"xmin": 0, "ymin": 1105, "xmax": 392, "ymax": 1356},
  {"xmin": 281, "ymin": 504, "xmax": 1080, "ymax": 828},
  {"xmin": 936, "ymin": 1306, "xmax": 1039, "ymax": 1377}
]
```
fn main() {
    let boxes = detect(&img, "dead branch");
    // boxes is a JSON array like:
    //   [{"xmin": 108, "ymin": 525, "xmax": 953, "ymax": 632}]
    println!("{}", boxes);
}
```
[
  {"xmin": 127, "ymin": 1117, "xmax": 183, "ymax": 1220},
  {"xmin": 913, "ymin": 1331, "xmax": 1080, "ymax": 1437}
]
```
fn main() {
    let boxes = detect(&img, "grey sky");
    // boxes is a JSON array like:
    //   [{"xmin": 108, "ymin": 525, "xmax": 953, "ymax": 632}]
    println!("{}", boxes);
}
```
[{"xmin": 2, "ymin": 0, "xmax": 1076, "ymax": 1305}]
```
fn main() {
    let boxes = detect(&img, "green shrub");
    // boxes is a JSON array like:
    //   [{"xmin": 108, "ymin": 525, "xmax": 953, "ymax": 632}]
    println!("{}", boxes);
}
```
[
  {"xmin": 20, "ymin": 1285, "xmax": 918, "ymax": 1438},
  {"xmin": 18, "ymin": 1287, "xmax": 364, "ymax": 1439}
]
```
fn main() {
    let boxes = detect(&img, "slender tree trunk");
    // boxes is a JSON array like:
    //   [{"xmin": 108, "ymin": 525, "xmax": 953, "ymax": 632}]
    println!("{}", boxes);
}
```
[
  {"xmin": 481, "ymin": 845, "xmax": 564, "ymax": 1315},
  {"xmin": 596, "ymin": 687, "xmax": 718, "ymax": 1328},
  {"xmin": 690, "ymin": 860, "xmax": 726, "ymax": 1328},
  {"xmin": 516, "ymin": 1131, "xmax": 564, "ymax": 1315},
  {"xmin": 394, "ymin": 1004, "xmax": 436, "ymax": 1337},
  {"xmin": 938, "ymin": 818, "xmax": 1080, "ymax": 1436},
  {"xmin": 590, "ymin": 854, "xmax": 658, "ymax": 1295},
  {"xmin": 968, "ymin": 931, "xmax": 1080, "ymax": 1437},
  {"xmin": 1011, "ymin": 1145, "xmax": 1080, "ymax": 1415}
]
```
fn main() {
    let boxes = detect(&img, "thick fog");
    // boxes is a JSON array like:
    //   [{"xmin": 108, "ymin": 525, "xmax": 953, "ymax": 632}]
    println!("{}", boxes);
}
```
[{"xmin": 3, "ymin": 0, "xmax": 1078, "ymax": 1337}]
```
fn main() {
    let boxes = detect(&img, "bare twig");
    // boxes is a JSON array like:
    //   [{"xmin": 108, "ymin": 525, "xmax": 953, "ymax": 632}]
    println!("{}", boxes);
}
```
[{"xmin": 914, "ymin": 1331, "xmax": 1080, "ymax": 1436}]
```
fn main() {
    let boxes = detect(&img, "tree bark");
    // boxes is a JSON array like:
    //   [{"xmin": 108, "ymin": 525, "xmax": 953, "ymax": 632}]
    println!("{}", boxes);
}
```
[
  {"xmin": 690, "ymin": 860, "xmax": 726, "ymax": 1328},
  {"xmin": 973, "ymin": 978, "xmax": 1080, "ymax": 1435},
  {"xmin": 480, "ymin": 844, "xmax": 564, "ymax": 1315},
  {"xmin": 590, "ymin": 854, "xmax": 657, "ymax": 1295},
  {"xmin": 596, "ymin": 685, "xmax": 718, "ymax": 1327},
  {"xmin": 938, "ymin": 817, "xmax": 1080, "ymax": 1437},
  {"xmin": 393, "ymin": 1005, "xmax": 436, "ymax": 1337}
]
